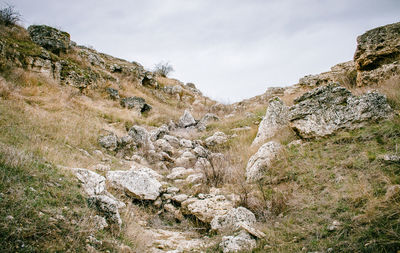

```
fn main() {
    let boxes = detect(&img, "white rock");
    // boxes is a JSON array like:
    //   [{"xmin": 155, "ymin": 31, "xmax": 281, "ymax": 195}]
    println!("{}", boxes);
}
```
[
  {"xmin": 167, "ymin": 167, "xmax": 194, "ymax": 180},
  {"xmin": 181, "ymin": 194, "xmax": 234, "ymax": 223},
  {"xmin": 246, "ymin": 141, "xmax": 283, "ymax": 182},
  {"xmin": 71, "ymin": 168, "xmax": 106, "ymax": 196},
  {"xmin": 179, "ymin": 138, "xmax": 193, "ymax": 148},
  {"xmin": 172, "ymin": 194, "xmax": 189, "ymax": 203},
  {"xmin": 186, "ymin": 173, "xmax": 204, "ymax": 184},
  {"xmin": 106, "ymin": 167, "xmax": 162, "ymax": 200},
  {"xmin": 205, "ymin": 132, "xmax": 228, "ymax": 147},
  {"xmin": 211, "ymin": 207, "xmax": 256, "ymax": 233},
  {"xmin": 179, "ymin": 110, "xmax": 196, "ymax": 128},
  {"xmin": 219, "ymin": 231, "xmax": 256, "ymax": 253},
  {"xmin": 252, "ymin": 97, "xmax": 289, "ymax": 146}
]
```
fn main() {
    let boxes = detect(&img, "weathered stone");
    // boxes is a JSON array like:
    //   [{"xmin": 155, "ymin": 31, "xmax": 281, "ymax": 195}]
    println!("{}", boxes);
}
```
[
  {"xmin": 180, "ymin": 138, "xmax": 193, "ymax": 148},
  {"xmin": 106, "ymin": 167, "xmax": 162, "ymax": 200},
  {"xmin": 172, "ymin": 194, "xmax": 189, "ymax": 203},
  {"xmin": 379, "ymin": 154, "xmax": 400, "ymax": 163},
  {"xmin": 28, "ymin": 25, "xmax": 70, "ymax": 54},
  {"xmin": 71, "ymin": 168, "xmax": 106, "ymax": 196},
  {"xmin": 179, "ymin": 110, "xmax": 196, "ymax": 128},
  {"xmin": 98, "ymin": 133, "xmax": 118, "ymax": 151},
  {"xmin": 193, "ymin": 146, "xmax": 209, "ymax": 158},
  {"xmin": 246, "ymin": 141, "xmax": 283, "ymax": 182},
  {"xmin": 175, "ymin": 151, "xmax": 197, "ymax": 168},
  {"xmin": 106, "ymin": 87, "xmax": 119, "ymax": 100},
  {"xmin": 127, "ymin": 125, "xmax": 152, "ymax": 148},
  {"xmin": 211, "ymin": 207, "xmax": 256, "ymax": 233},
  {"xmin": 120, "ymin": 96, "xmax": 152, "ymax": 113},
  {"xmin": 219, "ymin": 231, "xmax": 256, "ymax": 253},
  {"xmin": 354, "ymin": 22, "xmax": 400, "ymax": 71},
  {"xmin": 197, "ymin": 113, "xmax": 220, "ymax": 131},
  {"xmin": 91, "ymin": 215, "xmax": 108, "ymax": 231},
  {"xmin": 181, "ymin": 194, "xmax": 234, "ymax": 223},
  {"xmin": 385, "ymin": 185, "xmax": 400, "ymax": 201},
  {"xmin": 163, "ymin": 135, "xmax": 180, "ymax": 148},
  {"xmin": 186, "ymin": 173, "xmax": 204, "ymax": 184},
  {"xmin": 141, "ymin": 71, "xmax": 158, "ymax": 88},
  {"xmin": 288, "ymin": 84, "xmax": 393, "ymax": 138},
  {"xmin": 154, "ymin": 139, "xmax": 174, "ymax": 155},
  {"xmin": 87, "ymin": 195, "xmax": 122, "ymax": 225},
  {"xmin": 252, "ymin": 97, "xmax": 289, "ymax": 146},
  {"xmin": 150, "ymin": 124, "xmax": 169, "ymax": 142},
  {"xmin": 166, "ymin": 167, "xmax": 194, "ymax": 180},
  {"xmin": 205, "ymin": 132, "xmax": 228, "ymax": 147}
]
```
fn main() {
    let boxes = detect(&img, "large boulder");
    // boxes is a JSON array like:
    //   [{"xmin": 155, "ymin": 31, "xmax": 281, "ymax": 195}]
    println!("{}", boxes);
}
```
[
  {"xmin": 141, "ymin": 71, "xmax": 158, "ymax": 88},
  {"xmin": 28, "ymin": 25, "xmax": 70, "ymax": 54},
  {"xmin": 106, "ymin": 166, "xmax": 162, "ymax": 200},
  {"xmin": 120, "ymin": 96, "xmax": 152, "ymax": 113},
  {"xmin": 219, "ymin": 231, "xmax": 256, "ymax": 253},
  {"xmin": 354, "ymin": 22, "xmax": 400, "ymax": 85},
  {"xmin": 246, "ymin": 141, "xmax": 282, "ymax": 182},
  {"xmin": 181, "ymin": 194, "xmax": 234, "ymax": 223},
  {"xmin": 179, "ymin": 110, "xmax": 196, "ymax": 128},
  {"xmin": 288, "ymin": 83, "xmax": 393, "ymax": 138},
  {"xmin": 211, "ymin": 207, "xmax": 256, "ymax": 233},
  {"xmin": 252, "ymin": 97, "xmax": 289, "ymax": 146}
]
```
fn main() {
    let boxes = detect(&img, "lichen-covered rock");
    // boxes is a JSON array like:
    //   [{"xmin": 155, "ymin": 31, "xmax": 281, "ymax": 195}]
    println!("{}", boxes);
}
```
[
  {"xmin": 246, "ymin": 141, "xmax": 282, "ymax": 182},
  {"xmin": 127, "ymin": 125, "xmax": 152, "ymax": 149},
  {"xmin": 98, "ymin": 133, "xmax": 118, "ymax": 151},
  {"xmin": 106, "ymin": 87, "xmax": 119, "ymax": 100},
  {"xmin": 120, "ymin": 96, "xmax": 152, "ymax": 113},
  {"xmin": 288, "ymin": 84, "xmax": 393, "ymax": 138},
  {"xmin": 166, "ymin": 167, "xmax": 194, "ymax": 180},
  {"xmin": 197, "ymin": 113, "xmax": 220, "ymax": 131},
  {"xmin": 154, "ymin": 139, "xmax": 174, "ymax": 155},
  {"xmin": 71, "ymin": 168, "xmax": 106, "ymax": 196},
  {"xmin": 219, "ymin": 231, "xmax": 256, "ymax": 253},
  {"xmin": 106, "ymin": 167, "xmax": 162, "ymax": 200},
  {"xmin": 354, "ymin": 22, "xmax": 400, "ymax": 86},
  {"xmin": 298, "ymin": 61, "xmax": 356, "ymax": 87},
  {"xmin": 354, "ymin": 22, "xmax": 400, "ymax": 71},
  {"xmin": 205, "ymin": 132, "xmax": 228, "ymax": 147},
  {"xmin": 181, "ymin": 194, "xmax": 234, "ymax": 223},
  {"xmin": 141, "ymin": 71, "xmax": 158, "ymax": 88},
  {"xmin": 211, "ymin": 207, "xmax": 256, "ymax": 233},
  {"xmin": 150, "ymin": 124, "xmax": 169, "ymax": 142},
  {"xmin": 87, "ymin": 195, "xmax": 122, "ymax": 225},
  {"xmin": 179, "ymin": 110, "xmax": 196, "ymax": 128},
  {"xmin": 175, "ymin": 151, "xmax": 197, "ymax": 168},
  {"xmin": 252, "ymin": 97, "xmax": 289, "ymax": 146},
  {"xmin": 28, "ymin": 25, "xmax": 70, "ymax": 54}
]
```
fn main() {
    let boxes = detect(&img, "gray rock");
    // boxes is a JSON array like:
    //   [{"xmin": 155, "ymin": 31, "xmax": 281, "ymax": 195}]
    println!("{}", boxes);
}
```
[
  {"xmin": 150, "ymin": 124, "xmax": 169, "ymax": 142},
  {"xmin": 181, "ymin": 194, "xmax": 234, "ymax": 223},
  {"xmin": 172, "ymin": 194, "xmax": 189, "ymax": 203},
  {"xmin": 197, "ymin": 113, "xmax": 220, "ymax": 131},
  {"xmin": 154, "ymin": 139, "xmax": 174, "ymax": 155},
  {"xmin": 205, "ymin": 132, "xmax": 228, "ymax": 147},
  {"xmin": 179, "ymin": 138, "xmax": 193, "ymax": 148},
  {"xmin": 252, "ymin": 97, "xmax": 289, "ymax": 146},
  {"xmin": 288, "ymin": 84, "xmax": 393, "ymax": 138},
  {"xmin": 186, "ymin": 173, "xmax": 204, "ymax": 184},
  {"xmin": 163, "ymin": 135, "xmax": 180, "ymax": 148},
  {"xmin": 246, "ymin": 141, "xmax": 282, "ymax": 182},
  {"xmin": 193, "ymin": 146, "xmax": 209, "ymax": 158},
  {"xmin": 71, "ymin": 168, "xmax": 106, "ymax": 196},
  {"xmin": 211, "ymin": 207, "xmax": 256, "ymax": 233},
  {"xmin": 98, "ymin": 133, "xmax": 118, "ymax": 151},
  {"xmin": 141, "ymin": 71, "xmax": 158, "ymax": 88},
  {"xmin": 127, "ymin": 125, "xmax": 152, "ymax": 148},
  {"xmin": 120, "ymin": 96, "xmax": 152, "ymax": 113},
  {"xmin": 179, "ymin": 110, "xmax": 196, "ymax": 128},
  {"xmin": 167, "ymin": 167, "xmax": 194, "ymax": 180},
  {"xmin": 28, "ymin": 25, "xmax": 70, "ymax": 54},
  {"xmin": 219, "ymin": 231, "xmax": 256, "ymax": 253},
  {"xmin": 87, "ymin": 195, "xmax": 122, "ymax": 225},
  {"xmin": 175, "ymin": 151, "xmax": 197, "ymax": 168},
  {"xmin": 106, "ymin": 88, "xmax": 119, "ymax": 100},
  {"xmin": 106, "ymin": 167, "xmax": 162, "ymax": 200},
  {"xmin": 379, "ymin": 154, "xmax": 400, "ymax": 163}
]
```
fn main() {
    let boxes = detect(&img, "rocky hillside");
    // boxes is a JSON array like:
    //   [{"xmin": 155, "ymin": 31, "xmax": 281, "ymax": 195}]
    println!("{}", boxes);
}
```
[{"xmin": 0, "ymin": 18, "xmax": 400, "ymax": 253}]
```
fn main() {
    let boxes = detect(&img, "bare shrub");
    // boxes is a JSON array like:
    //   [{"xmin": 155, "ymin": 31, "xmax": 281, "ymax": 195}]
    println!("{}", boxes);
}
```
[
  {"xmin": 0, "ymin": 4, "xmax": 21, "ymax": 26},
  {"xmin": 154, "ymin": 61, "xmax": 174, "ymax": 77}
]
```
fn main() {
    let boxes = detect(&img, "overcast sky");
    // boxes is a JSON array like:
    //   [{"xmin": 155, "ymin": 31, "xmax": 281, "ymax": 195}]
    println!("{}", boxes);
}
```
[{"xmin": 10, "ymin": 0, "xmax": 400, "ymax": 102}]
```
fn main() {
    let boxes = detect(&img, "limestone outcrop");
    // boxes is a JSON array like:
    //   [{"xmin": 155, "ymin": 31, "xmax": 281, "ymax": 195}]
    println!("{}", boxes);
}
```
[
  {"xmin": 288, "ymin": 83, "xmax": 393, "ymax": 138},
  {"xmin": 28, "ymin": 25, "xmax": 70, "ymax": 54},
  {"xmin": 252, "ymin": 97, "xmax": 288, "ymax": 146}
]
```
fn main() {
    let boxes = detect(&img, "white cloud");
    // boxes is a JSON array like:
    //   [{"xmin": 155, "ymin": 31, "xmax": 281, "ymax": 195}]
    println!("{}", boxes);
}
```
[{"xmin": 11, "ymin": 0, "xmax": 400, "ymax": 102}]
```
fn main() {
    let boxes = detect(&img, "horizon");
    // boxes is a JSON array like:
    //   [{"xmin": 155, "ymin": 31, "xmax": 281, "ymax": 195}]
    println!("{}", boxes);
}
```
[{"xmin": 11, "ymin": 0, "xmax": 400, "ymax": 102}]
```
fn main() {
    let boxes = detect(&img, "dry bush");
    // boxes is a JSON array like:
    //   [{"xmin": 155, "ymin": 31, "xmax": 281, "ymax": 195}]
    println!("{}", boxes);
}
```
[
  {"xmin": 0, "ymin": 4, "xmax": 21, "ymax": 26},
  {"xmin": 154, "ymin": 61, "xmax": 174, "ymax": 77}
]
